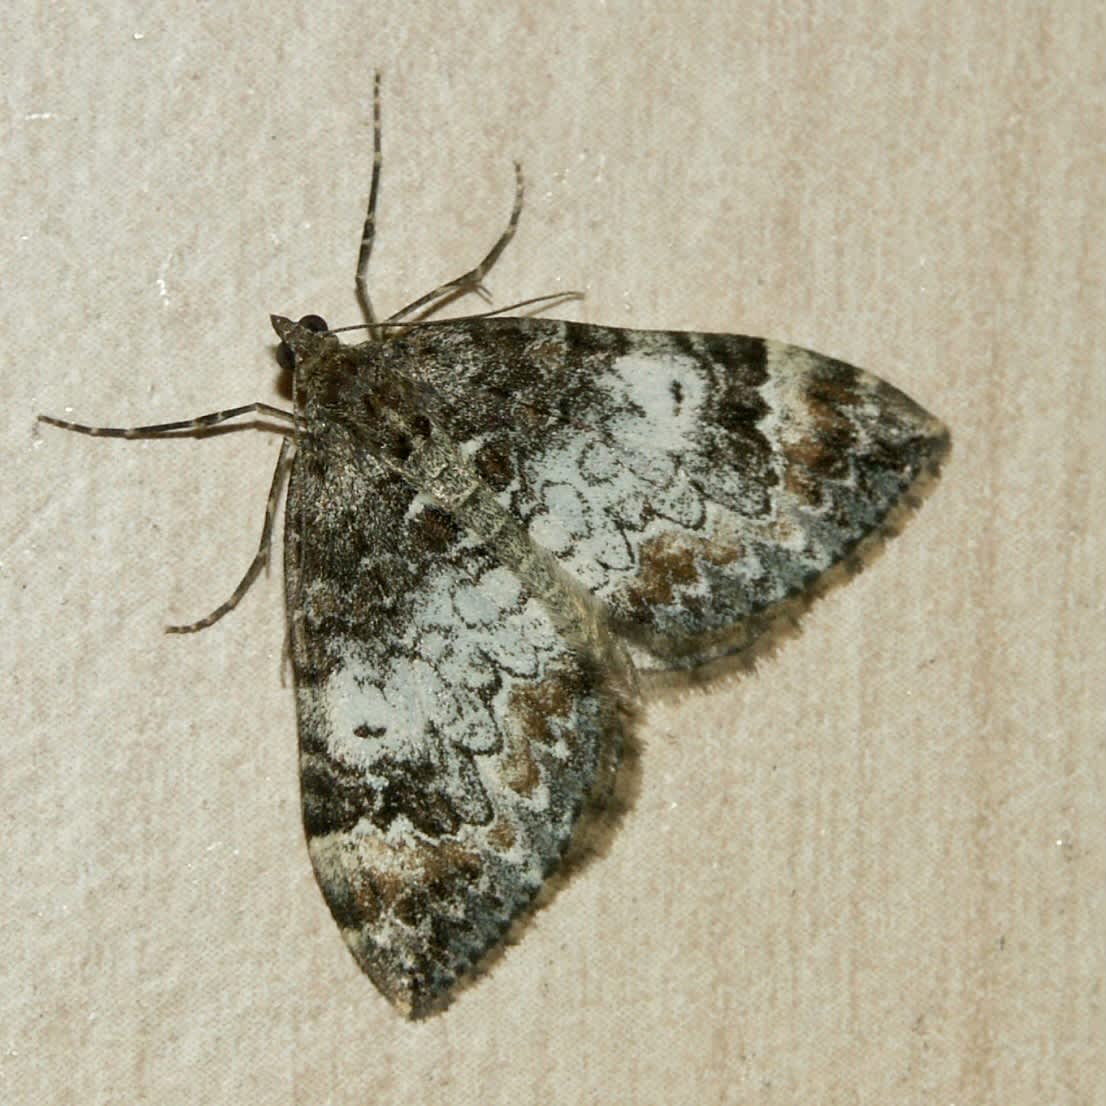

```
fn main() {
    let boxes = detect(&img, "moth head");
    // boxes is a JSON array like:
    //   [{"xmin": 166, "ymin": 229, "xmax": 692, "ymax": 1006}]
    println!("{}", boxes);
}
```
[{"xmin": 272, "ymin": 314, "xmax": 333, "ymax": 372}]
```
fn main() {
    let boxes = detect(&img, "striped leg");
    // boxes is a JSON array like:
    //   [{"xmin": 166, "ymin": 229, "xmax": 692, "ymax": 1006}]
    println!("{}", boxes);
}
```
[
  {"xmin": 38, "ymin": 404, "xmax": 296, "ymax": 632},
  {"xmin": 385, "ymin": 161, "xmax": 524, "ymax": 325},
  {"xmin": 37, "ymin": 403, "xmax": 295, "ymax": 439},
  {"xmin": 167, "ymin": 438, "xmax": 294, "ymax": 634},
  {"xmin": 355, "ymin": 71, "xmax": 384, "ymax": 337}
]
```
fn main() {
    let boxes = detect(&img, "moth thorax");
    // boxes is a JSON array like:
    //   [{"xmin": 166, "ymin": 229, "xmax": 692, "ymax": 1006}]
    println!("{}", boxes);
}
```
[{"xmin": 358, "ymin": 381, "xmax": 434, "ymax": 467}]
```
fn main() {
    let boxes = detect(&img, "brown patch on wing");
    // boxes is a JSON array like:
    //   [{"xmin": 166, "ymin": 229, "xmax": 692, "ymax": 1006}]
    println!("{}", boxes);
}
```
[
  {"xmin": 412, "ymin": 505, "xmax": 461, "ymax": 552},
  {"xmin": 782, "ymin": 368, "xmax": 862, "ymax": 504},
  {"xmin": 388, "ymin": 839, "xmax": 485, "ymax": 933},
  {"xmin": 487, "ymin": 819, "xmax": 518, "ymax": 852},
  {"xmin": 497, "ymin": 725, "xmax": 542, "ymax": 796},
  {"xmin": 473, "ymin": 441, "xmax": 515, "ymax": 491},
  {"xmin": 511, "ymin": 668, "xmax": 585, "ymax": 747},
  {"xmin": 500, "ymin": 668, "xmax": 586, "ymax": 795},
  {"xmin": 327, "ymin": 835, "xmax": 487, "ymax": 933},
  {"xmin": 623, "ymin": 531, "xmax": 741, "ymax": 614}
]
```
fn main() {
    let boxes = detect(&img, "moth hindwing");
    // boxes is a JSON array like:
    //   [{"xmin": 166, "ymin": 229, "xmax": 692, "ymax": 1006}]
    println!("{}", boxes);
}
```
[{"xmin": 39, "ymin": 78, "xmax": 948, "ymax": 1017}]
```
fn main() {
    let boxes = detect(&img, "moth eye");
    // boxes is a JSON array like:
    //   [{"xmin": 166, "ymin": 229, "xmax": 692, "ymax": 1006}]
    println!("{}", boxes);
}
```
[
  {"xmin": 391, "ymin": 433, "xmax": 413, "ymax": 462},
  {"xmin": 275, "ymin": 315, "xmax": 330, "ymax": 373},
  {"xmin": 412, "ymin": 414, "xmax": 432, "ymax": 437}
]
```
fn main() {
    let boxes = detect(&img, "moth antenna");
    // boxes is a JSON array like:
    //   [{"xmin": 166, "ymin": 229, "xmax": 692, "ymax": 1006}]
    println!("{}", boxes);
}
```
[
  {"xmin": 355, "ymin": 71, "xmax": 384, "ymax": 339},
  {"xmin": 327, "ymin": 290, "xmax": 584, "ymax": 337}
]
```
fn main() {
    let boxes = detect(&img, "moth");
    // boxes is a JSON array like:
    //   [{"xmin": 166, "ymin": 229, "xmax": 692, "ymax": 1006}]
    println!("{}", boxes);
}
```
[{"xmin": 39, "ymin": 77, "xmax": 948, "ymax": 1016}]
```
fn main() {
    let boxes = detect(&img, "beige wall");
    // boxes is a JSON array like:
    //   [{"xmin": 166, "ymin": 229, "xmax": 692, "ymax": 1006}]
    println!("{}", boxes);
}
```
[{"xmin": 4, "ymin": 3, "xmax": 1101, "ymax": 1103}]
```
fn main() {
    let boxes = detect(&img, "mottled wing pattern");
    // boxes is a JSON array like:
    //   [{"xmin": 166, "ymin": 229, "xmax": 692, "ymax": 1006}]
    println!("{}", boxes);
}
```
[
  {"xmin": 285, "ymin": 429, "xmax": 622, "ymax": 1014},
  {"xmin": 386, "ymin": 319, "xmax": 949, "ymax": 666},
  {"xmin": 285, "ymin": 313, "xmax": 945, "ymax": 1013}
]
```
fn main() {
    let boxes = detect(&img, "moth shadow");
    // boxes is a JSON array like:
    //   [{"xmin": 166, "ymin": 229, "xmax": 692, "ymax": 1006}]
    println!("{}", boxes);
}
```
[{"xmin": 274, "ymin": 356, "xmax": 294, "ymax": 402}]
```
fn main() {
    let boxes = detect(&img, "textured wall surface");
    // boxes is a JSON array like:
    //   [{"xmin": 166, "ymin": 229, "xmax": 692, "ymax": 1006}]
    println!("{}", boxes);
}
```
[{"xmin": 4, "ymin": 3, "xmax": 1102, "ymax": 1103}]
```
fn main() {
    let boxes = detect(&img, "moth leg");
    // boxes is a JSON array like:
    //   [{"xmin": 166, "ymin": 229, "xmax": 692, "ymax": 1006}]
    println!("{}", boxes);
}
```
[
  {"xmin": 37, "ymin": 403, "xmax": 296, "ymax": 439},
  {"xmin": 385, "ymin": 161, "xmax": 524, "ymax": 325},
  {"xmin": 166, "ymin": 437, "xmax": 293, "ymax": 634},
  {"xmin": 355, "ymin": 71, "xmax": 384, "ymax": 337}
]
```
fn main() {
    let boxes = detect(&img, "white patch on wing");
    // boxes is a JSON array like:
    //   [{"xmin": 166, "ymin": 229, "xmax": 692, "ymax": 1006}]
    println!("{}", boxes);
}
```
[
  {"xmin": 502, "ymin": 343, "xmax": 724, "ymax": 600},
  {"xmin": 319, "ymin": 558, "xmax": 569, "ymax": 768},
  {"xmin": 403, "ymin": 491, "xmax": 438, "ymax": 521},
  {"xmin": 527, "ymin": 482, "xmax": 589, "ymax": 554},
  {"xmin": 606, "ymin": 348, "xmax": 706, "ymax": 452}
]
